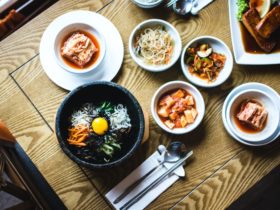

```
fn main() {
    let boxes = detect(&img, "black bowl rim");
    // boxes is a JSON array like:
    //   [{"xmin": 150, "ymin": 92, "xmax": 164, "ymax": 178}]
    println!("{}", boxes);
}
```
[{"xmin": 55, "ymin": 81, "xmax": 145, "ymax": 169}]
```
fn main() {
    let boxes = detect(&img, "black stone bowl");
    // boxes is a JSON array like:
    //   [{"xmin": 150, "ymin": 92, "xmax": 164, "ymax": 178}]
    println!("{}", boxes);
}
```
[{"xmin": 55, "ymin": 82, "xmax": 145, "ymax": 169}]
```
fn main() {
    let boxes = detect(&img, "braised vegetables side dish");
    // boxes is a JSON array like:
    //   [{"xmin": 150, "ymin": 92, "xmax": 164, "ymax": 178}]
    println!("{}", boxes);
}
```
[
  {"xmin": 68, "ymin": 102, "xmax": 131, "ymax": 163},
  {"xmin": 235, "ymin": 99, "xmax": 268, "ymax": 132},
  {"xmin": 157, "ymin": 89, "xmax": 198, "ymax": 129},
  {"xmin": 185, "ymin": 43, "xmax": 226, "ymax": 82}
]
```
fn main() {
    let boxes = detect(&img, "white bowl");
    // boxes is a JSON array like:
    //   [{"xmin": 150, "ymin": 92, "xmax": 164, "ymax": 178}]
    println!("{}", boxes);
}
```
[
  {"xmin": 151, "ymin": 81, "xmax": 205, "ymax": 134},
  {"xmin": 131, "ymin": 0, "xmax": 164, "ymax": 8},
  {"xmin": 181, "ymin": 36, "xmax": 233, "ymax": 88},
  {"xmin": 129, "ymin": 19, "xmax": 182, "ymax": 72},
  {"xmin": 54, "ymin": 23, "xmax": 106, "ymax": 75},
  {"xmin": 226, "ymin": 89, "xmax": 279, "ymax": 142}
]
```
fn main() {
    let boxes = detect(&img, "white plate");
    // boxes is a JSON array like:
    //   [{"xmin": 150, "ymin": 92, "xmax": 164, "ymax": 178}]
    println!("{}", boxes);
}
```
[
  {"xmin": 228, "ymin": 0, "xmax": 280, "ymax": 65},
  {"xmin": 40, "ymin": 11, "xmax": 124, "ymax": 90},
  {"xmin": 222, "ymin": 83, "xmax": 280, "ymax": 146}
]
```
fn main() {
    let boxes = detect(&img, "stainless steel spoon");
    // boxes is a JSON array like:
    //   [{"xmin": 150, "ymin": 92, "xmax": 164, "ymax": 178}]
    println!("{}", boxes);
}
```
[
  {"xmin": 113, "ymin": 141, "xmax": 187, "ymax": 204},
  {"xmin": 173, "ymin": 0, "xmax": 199, "ymax": 15},
  {"xmin": 120, "ymin": 149, "xmax": 193, "ymax": 210}
]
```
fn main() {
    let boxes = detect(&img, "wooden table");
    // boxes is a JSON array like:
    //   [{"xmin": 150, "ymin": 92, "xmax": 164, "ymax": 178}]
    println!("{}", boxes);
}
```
[{"xmin": 1, "ymin": 0, "xmax": 280, "ymax": 209}]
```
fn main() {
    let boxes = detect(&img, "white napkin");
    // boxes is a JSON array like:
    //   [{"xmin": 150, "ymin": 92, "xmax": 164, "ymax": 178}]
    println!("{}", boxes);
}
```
[
  {"xmin": 106, "ymin": 146, "xmax": 185, "ymax": 210},
  {"xmin": 191, "ymin": 0, "xmax": 214, "ymax": 15}
]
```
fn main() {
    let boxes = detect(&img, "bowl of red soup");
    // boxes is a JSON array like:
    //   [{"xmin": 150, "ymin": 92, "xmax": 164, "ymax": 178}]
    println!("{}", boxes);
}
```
[
  {"xmin": 151, "ymin": 81, "xmax": 205, "ymax": 134},
  {"xmin": 54, "ymin": 23, "xmax": 106, "ymax": 74}
]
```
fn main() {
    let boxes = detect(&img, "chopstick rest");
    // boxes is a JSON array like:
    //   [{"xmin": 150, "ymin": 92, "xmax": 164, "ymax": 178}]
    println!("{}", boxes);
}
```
[{"xmin": 106, "ymin": 146, "xmax": 186, "ymax": 210}]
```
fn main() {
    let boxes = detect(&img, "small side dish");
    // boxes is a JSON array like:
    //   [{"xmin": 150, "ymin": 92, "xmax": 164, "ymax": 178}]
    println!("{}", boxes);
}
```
[
  {"xmin": 61, "ymin": 30, "xmax": 100, "ymax": 69},
  {"xmin": 129, "ymin": 19, "xmax": 182, "ymax": 72},
  {"xmin": 157, "ymin": 88, "xmax": 198, "ymax": 129},
  {"xmin": 235, "ymin": 99, "xmax": 268, "ymax": 133},
  {"xmin": 151, "ymin": 81, "xmax": 205, "ymax": 135},
  {"xmin": 185, "ymin": 43, "xmax": 227, "ymax": 82},
  {"xmin": 68, "ymin": 102, "xmax": 131, "ymax": 163},
  {"xmin": 181, "ymin": 36, "xmax": 233, "ymax": 88},
  {"xmin": 134, "ymin": 26, "xmax": 173, "ymax": 65}
]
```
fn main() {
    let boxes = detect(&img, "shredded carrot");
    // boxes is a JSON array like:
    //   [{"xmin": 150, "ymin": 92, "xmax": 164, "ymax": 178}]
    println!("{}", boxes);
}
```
[{"xmin": 67, "ymin": 124, "xmax": 89, "ymax": 147}]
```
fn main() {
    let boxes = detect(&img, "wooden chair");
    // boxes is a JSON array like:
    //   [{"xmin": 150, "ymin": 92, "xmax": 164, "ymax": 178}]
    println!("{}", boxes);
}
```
[{"xmin": 0, "ymin": 120, "xmax": 67, "ymax": 210}]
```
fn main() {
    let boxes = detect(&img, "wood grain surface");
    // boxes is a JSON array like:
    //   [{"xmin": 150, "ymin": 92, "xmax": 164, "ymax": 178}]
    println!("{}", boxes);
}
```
[
  {"xmin": 172, "ymin": 140, "xmax": 280, "ymax": 210},
  {"xmin": 2, "ymin": 0, "xmax": 280, "ymax": 209},
  {"xmin": 0, "ymin": 74, "xmax": 109, "ymax": 209},
  {"xmin": 0, "ymin": 0, "xmax": 111, "ymax": 74}
]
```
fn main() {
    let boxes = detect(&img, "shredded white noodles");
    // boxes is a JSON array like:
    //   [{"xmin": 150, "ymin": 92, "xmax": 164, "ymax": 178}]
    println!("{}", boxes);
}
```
[
  {"xmin": 71, "ymin": 103, "xmax": 98, "ymax": 127},
  {"xmin": 70, "ymin": 103, "xmax": 131, "ymax": 131},
  {"xmin": 135, "ymin": 26, "xmax": 173, "ymax": 65},
  {"xmin": 108, "ymin": 104, "xmax": 131, "ymax": 130}
]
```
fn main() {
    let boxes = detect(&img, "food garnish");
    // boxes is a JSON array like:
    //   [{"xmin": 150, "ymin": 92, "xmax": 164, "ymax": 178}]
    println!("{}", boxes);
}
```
[
  {"xmin": 68, "ymin": 102, "xmax": 131, "ymax": 163},
  {"xmin": 249, "ymin": 0, "xmax": 271, "ymax": 18},
  {"xmin": 185, "ymin": 43, "xmax": 226, "ymax": 82},
  {"xmin": 134, "ymin": 26, "xmax": 173, "ymax": 65},
  {"xmin": 237, "ymin": 0, "xmax": 249, "ymax": 20},
  {"xmin": 157, "ymin": 89, "xmax": 198, "ymax": 129}
]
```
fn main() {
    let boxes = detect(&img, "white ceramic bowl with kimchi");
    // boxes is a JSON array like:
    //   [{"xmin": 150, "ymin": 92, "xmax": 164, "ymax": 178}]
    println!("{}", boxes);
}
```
[
  {"xmin": 54, "ymin": 23, "xmax": 106, "ymax": 74},
  {"xmin": 151, "ymin": 81, "xmax": 205, "ymax": 134},
  {"xmin": 226, "ymin": 88, "xmax": 279, "ymax": 142}
]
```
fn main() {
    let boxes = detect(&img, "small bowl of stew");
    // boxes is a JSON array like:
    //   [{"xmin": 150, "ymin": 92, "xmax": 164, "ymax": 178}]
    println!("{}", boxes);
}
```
[
  {"xmin": 54, "ymin": 23, "xmax": 106, "ymax": 74},
  {"xmin": 151, "ymin": 81, "xmax": 205, "ymax": 135},
  {"xmin": 226, "ymin": 89, "xmax": 279, "ymax": 142}
]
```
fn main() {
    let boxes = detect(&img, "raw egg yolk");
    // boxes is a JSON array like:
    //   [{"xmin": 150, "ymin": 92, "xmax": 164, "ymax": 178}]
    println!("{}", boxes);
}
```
[{"xmin": 92, "ymin": 117, "xmax": 108, "ymax": 135}]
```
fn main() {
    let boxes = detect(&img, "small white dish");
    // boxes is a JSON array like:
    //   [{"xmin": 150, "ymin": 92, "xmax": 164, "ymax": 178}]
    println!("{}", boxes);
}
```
[
  {"xmin": 131, "ymin": 0, "xmax": 164, "ymax": 8},
  {"xmin": 129, "ymin": 19, "xmax": 182, "ymax": 72},
  {"xmin": 40, "ymin": 11, "xmax": 124, "ymax": 90},
  {"xmin": 54, "ymin": 23, "xmax": 106, "ymax": 74},
  {"xmin": 222, "ymin": 82, "xmax": 280, "ymax": 146},
  {"xmin": 151, "ymin": 81, "xmax": 205, "ymax": 135},
  {"xmin": 181, "ymin": 36, "xmax": 233, "ymax": 88},
  {"xmin": 228, "ymin": 0, "xmax": 280, "ymax": 65},
  {"xmin": 226, "ymin": 89, "xmax": 279, "ymax": 142}
]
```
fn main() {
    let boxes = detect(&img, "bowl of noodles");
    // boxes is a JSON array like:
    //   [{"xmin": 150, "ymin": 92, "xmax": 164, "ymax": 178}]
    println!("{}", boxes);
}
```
[
  {"xmin": 55, "ymin": 82, "xmax": 145, "ymax": 169},
  {"xmin": 129, "ymin": 19, "xmax": 182, "ymax": 72}
]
